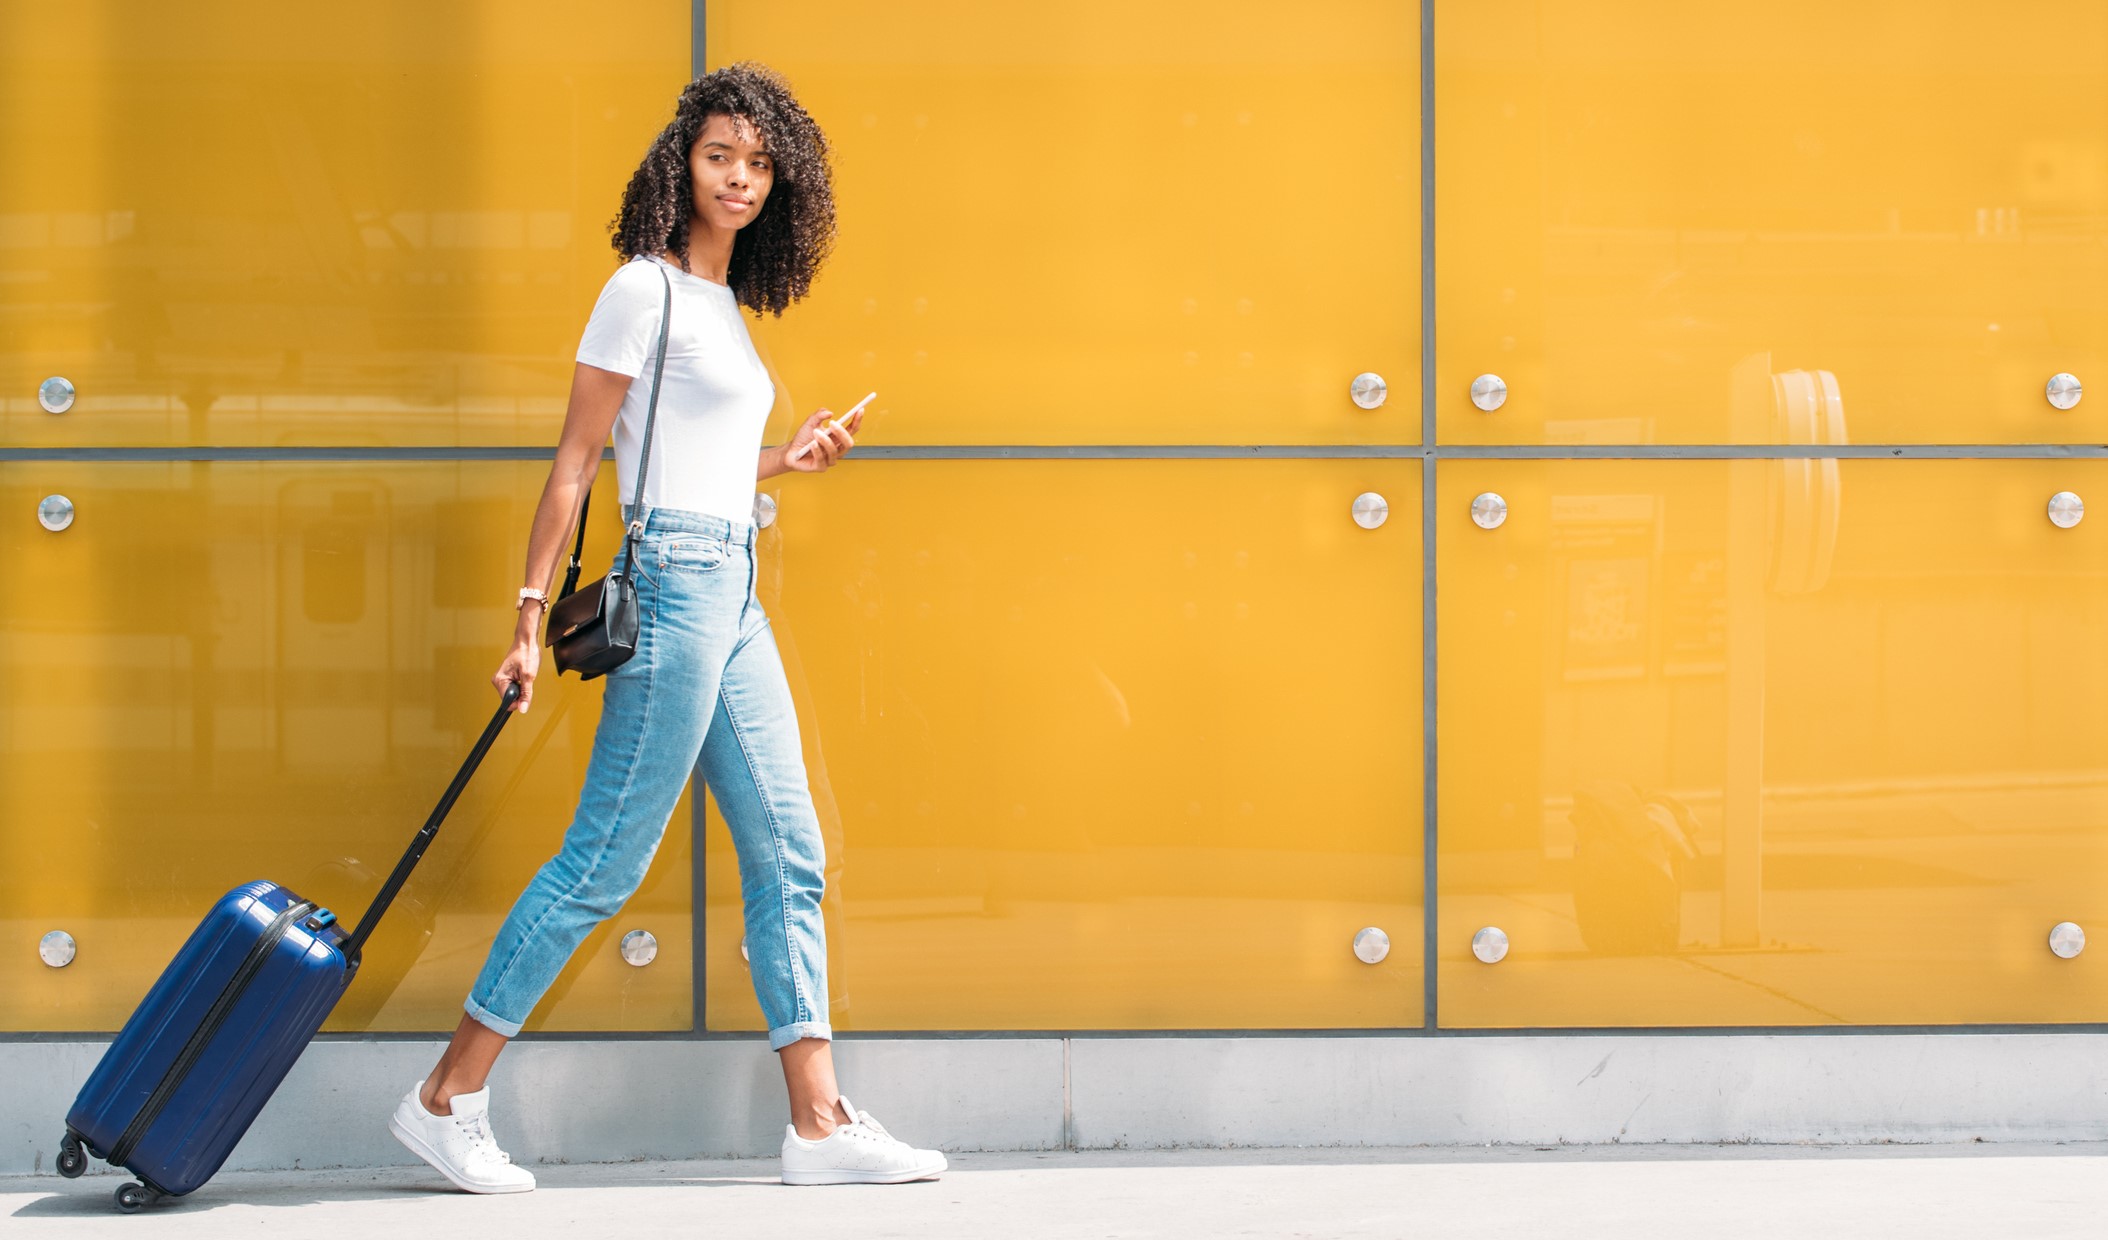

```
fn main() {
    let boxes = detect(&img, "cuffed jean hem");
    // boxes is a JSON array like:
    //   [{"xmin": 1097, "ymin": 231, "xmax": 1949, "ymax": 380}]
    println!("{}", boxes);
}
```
[
  {"xmin": 464, "ymin": 995, "xmax": 525, "ymax": 1039},
  {"xmin": 768, "ymin": 1020, "xmax": 834, "ymax": 1051}
]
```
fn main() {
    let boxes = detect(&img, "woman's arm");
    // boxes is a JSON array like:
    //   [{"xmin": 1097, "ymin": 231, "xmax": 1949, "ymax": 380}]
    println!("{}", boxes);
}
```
[
  {"xmin": 494, "ymin": 362, "xmax": 632, "ymax": 711},
  {"xmin": 758, "ymin": 406, "xmax": 862, "ymax": 482},
  {"xmin": 756, "ymin": 442, "xmax": 794, "ymax": 482}
]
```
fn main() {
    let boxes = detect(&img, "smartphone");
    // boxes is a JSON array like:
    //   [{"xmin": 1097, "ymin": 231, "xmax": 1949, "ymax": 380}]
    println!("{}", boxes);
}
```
[{"xmin": 787, "ymin": 390, "xmax": 878, "ymax": 462}]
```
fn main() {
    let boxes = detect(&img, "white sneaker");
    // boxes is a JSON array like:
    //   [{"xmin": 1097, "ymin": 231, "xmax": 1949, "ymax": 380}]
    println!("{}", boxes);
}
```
[
  {"xmin": 388, "ymin": 1081, "xmax": 536, "ymax": 1194},
  {"xmin": 780, "ymin": 1094, "xmax": 948, "ymax": 1185}
]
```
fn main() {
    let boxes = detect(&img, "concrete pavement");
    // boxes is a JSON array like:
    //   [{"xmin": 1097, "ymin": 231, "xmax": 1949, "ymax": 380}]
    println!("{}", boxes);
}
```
[{"xmin": 7, "ymin": 1142, "xmax": 2107, "ymax": 1239}]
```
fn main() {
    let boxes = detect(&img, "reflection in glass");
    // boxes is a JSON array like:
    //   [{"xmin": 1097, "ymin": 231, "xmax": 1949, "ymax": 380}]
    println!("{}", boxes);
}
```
[
  {"xmin": 2, "ymin": 460, "xmax": 1428, "ymax": 1033},
  {"xmin": 1438, "ymin": 0, "xmax": 2108, "ymax": 445},
  {"xmin": 0, "ymin": 5, "xmax": 689, "ymax": 449},
  {"xmin": 719, "ymin": 0, "xmax": 1421, "ymax": 446},
  {"xmin": 1440, "ymin": 447, "xmax": 2108, "ymax": 1026},
  {"xmin": 0, "ymin": 462, "xmax": 691, "ymax": 1033},
  {"xmin": 704, "ymin": 461, "xmax": 1427, "ymax": 1033}
]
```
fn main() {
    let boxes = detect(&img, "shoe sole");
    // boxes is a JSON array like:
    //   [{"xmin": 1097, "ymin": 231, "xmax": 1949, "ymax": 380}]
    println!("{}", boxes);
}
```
[
  {"xmin": 780, "ymin": 1159, "xmax": 947, "ymax": 1186},
  {"xmin": 388, "ymin": 1113, "xmax": 535, "ymax": 1194}
]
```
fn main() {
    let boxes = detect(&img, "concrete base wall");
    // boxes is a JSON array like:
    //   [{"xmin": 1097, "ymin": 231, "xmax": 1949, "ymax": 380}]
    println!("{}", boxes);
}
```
[{"xmin": 8, "ymin": 1033, "xmax": 2106, "ymax": 1176}]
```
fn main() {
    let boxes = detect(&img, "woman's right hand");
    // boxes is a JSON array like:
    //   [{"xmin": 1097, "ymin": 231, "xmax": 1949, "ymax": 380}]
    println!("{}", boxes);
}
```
[{"xmin": 495, "ymin": 634, "xmax": 539, "ymax": 714}]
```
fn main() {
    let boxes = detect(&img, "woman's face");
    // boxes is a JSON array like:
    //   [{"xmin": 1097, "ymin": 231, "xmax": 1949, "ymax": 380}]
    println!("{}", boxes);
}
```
[{"xmin": 690, "ymin": 112, "xmax": 774, "ymax": 230}]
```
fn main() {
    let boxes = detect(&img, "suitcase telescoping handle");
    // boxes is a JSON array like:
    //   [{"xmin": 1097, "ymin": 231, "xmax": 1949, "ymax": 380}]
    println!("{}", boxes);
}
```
[{"xmin": 342, "ymin": 680, "xmax": 523, "ymax": 960}]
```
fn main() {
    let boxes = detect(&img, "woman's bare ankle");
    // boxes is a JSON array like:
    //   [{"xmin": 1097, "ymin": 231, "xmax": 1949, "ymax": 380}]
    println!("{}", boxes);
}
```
[
  {"xmin": 791, "ymin": 1096, "xmax": 848, "ymax": 1142},
  {"xmin": 420, "ymin": 1074, "xmax": 467, "ymax": 1116}
]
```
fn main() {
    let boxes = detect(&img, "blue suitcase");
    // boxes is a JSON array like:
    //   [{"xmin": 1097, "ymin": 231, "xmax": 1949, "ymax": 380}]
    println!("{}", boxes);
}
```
[{"xmin": 56, "ymin": 682, "xmax": 520, "ymax": 1211}]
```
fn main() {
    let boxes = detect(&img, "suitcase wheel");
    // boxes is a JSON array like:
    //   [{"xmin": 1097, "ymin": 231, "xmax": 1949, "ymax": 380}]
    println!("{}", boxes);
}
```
[
  {"xmin": 55, "ymin": 1134, "xmax": 86, "ymax": 1179},
  {"xmin": 113, "ymin": 1182, "xmax": 160, "ymax": 1213}
]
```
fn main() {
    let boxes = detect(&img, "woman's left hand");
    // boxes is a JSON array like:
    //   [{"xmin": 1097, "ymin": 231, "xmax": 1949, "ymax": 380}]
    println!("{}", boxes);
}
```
[{"xmin": 781, "ymin": 406, "xmax": 863, "ymax": 474}]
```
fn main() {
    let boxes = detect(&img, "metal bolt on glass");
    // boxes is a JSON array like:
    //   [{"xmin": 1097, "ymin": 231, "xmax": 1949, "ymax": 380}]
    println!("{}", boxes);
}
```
[
  {"xmin": 1469, "ymin": 373, "xmax": 1508, "ymax": 412},
  {"xmin": 1471, "ymin": 926, "xmax": 1510, "ymax": 964},
  {"xmin": 38, "ymin": 495, "xmax": 75, "ymax": 532},
  {"xmin": 38, "ymin": 376, "xmax": 75, "ymax": 414},
  {"xmin": 2046, "ymin": 372, "xmax": 2083, "ymax": 411},
  {"xmin": 39, "ymin": 930, "xmax": 77, "ymax": 968},
  {"xmin": 618, "ymin": 928, "xmax": 657, "ymax": 967},
  {"xmin": 1352, "ymin": 926, "xmax": 1390, "ymax": 965},
  {"xmin": 2050, "ymin": 922, "xmax": 2086, "ymax": 959},
  {"xmin": 1349, "ymin": 371, "xmax": 1388, "ymax": 410},
  {"xmin": 1470, "ymin": 492, "xmax": 1508, "ymax": 530},
  {"xmin": 2048, "ymin": 491, "xmax": 2084, "ymax": 529},
  {"xmin": 753, "ymin": 492, "xmax": 777, "ymax": 529},
  {"xmin": 1351, "ymin": 491, "xmax": 1389, "ymax": 530}
]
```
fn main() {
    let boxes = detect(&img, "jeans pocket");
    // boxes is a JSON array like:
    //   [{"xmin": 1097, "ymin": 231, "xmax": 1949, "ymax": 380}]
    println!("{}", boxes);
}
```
[{"xmin": 657, "ymin": 535, "xmax": 730, "ymax": 575}]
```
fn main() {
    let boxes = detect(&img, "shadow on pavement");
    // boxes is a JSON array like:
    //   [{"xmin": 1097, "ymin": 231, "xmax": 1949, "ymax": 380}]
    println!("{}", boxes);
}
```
[{"xmin": 8, "ymin": 1164, "xmax": 780, "ymax": 1216}]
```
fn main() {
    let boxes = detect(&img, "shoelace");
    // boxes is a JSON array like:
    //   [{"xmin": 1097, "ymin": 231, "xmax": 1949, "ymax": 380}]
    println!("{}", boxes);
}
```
[
  {"xmin": 835, "ymin": 1110, "xmax": 900, "ymax": 1146},
  {"xmin": 456, "ymin": 1113, "xmax": 513, "ymax": 1165},
  {"xmin": 854, "ymin": 1111, "xmax": 894, "ymax": 1140}
]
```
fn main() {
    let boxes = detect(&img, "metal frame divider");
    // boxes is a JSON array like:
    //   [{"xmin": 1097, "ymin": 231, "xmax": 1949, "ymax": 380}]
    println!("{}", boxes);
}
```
[{"xmin": 1420, "ymin": 0, "xmax": 1440, "ymax": 1033}]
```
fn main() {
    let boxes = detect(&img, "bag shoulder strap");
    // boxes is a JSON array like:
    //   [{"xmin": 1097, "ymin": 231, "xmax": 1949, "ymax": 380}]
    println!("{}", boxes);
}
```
[
  {"xmin": 558, "ymin": 258, "xmax": 674, "ymax": 599},
  {"xmin": 622, "ymin": 260, "xmax": 675, "ymax": 573},
  {"xmin": 560, "ymin": 494, "xmax": 590, "ymax": 600}
]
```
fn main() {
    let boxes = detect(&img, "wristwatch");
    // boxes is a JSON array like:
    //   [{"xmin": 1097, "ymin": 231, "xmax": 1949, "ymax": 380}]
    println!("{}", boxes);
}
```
[{"xmin": 516, "ymin": 587, "xmax": 549, "ymax": 611}]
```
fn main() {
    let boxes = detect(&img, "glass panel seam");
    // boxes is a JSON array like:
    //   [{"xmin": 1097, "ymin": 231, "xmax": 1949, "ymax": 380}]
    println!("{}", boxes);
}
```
[
  {"xmin": 12, "ymin": 1022, "xmax": 2108, "ymax": 1042},
  {"xmin": 10, "ymin": 445, "xmax": 2108, "ymax": 462},
  {"xmin": 1420, "ymin": 0, "xmax": 1438, "ymax": 1032}
]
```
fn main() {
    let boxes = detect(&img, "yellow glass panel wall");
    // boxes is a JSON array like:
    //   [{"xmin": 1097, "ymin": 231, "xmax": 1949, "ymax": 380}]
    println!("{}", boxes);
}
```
[
  {"xmin": 1437, "ymin": 460, "xmax": 2108, "ymax": 1025},
  {"xmin": 0, "ymin": 464, "xmax": 689, "ymax": 1032},
  {"xmin": 1437, "ymin": 0, "xmax": 2108, "ymax": 445},
  {"xmin": 33, "ymin": 0, "xmax": 2106, "ymax": 1040},
  {"xmin": 708, "ymin": 462, "xmax": 1424, "ymax": 1032},
  {"xmin": 716, "ymin": 1, "xmax": 1422, "ymax": 446},
  {"xmin": 0, "ymin": 1, "xmax": 690, "ymax": 448}
]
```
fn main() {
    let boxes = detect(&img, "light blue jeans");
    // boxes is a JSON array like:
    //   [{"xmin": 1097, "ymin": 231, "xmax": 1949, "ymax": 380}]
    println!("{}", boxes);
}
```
[{"xmin": 466, "ymin": 505, "xmax": 831, "ymax": 1051}]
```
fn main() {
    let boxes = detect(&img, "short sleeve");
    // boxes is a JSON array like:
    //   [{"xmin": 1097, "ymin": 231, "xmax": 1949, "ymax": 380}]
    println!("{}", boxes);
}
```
[{"xmin": 575, "ymin": 258, "xmax": 668, "ymax": 378}]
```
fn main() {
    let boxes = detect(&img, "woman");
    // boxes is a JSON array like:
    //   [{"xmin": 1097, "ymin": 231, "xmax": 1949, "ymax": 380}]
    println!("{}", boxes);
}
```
[{"xmin": 386, "ymin": 62, "xmax": 945, "ymax": 1191}]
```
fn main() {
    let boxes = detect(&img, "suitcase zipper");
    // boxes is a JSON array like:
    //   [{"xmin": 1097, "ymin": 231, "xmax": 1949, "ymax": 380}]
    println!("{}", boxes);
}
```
[{"xmin": 108, "ymin": 898, "xmax": 316, "ymax": 1168}]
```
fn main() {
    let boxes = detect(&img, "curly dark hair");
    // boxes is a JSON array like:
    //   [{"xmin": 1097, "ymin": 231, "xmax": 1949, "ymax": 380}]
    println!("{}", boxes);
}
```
[{"xmin": 608, "ymin": 61, "xmax": 837, "ymax": 317}]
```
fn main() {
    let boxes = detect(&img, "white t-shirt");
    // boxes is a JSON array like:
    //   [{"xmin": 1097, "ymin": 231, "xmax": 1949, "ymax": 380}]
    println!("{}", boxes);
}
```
[{"xmin": 575, "ymin": 255, "xmax": 776, "ymax": 526}]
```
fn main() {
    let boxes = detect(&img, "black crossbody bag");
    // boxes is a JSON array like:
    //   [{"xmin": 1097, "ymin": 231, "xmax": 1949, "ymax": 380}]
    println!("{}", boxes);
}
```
[{"xmin": 545, "ymin": 261, "xmax": 673, "ymax": 680}]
